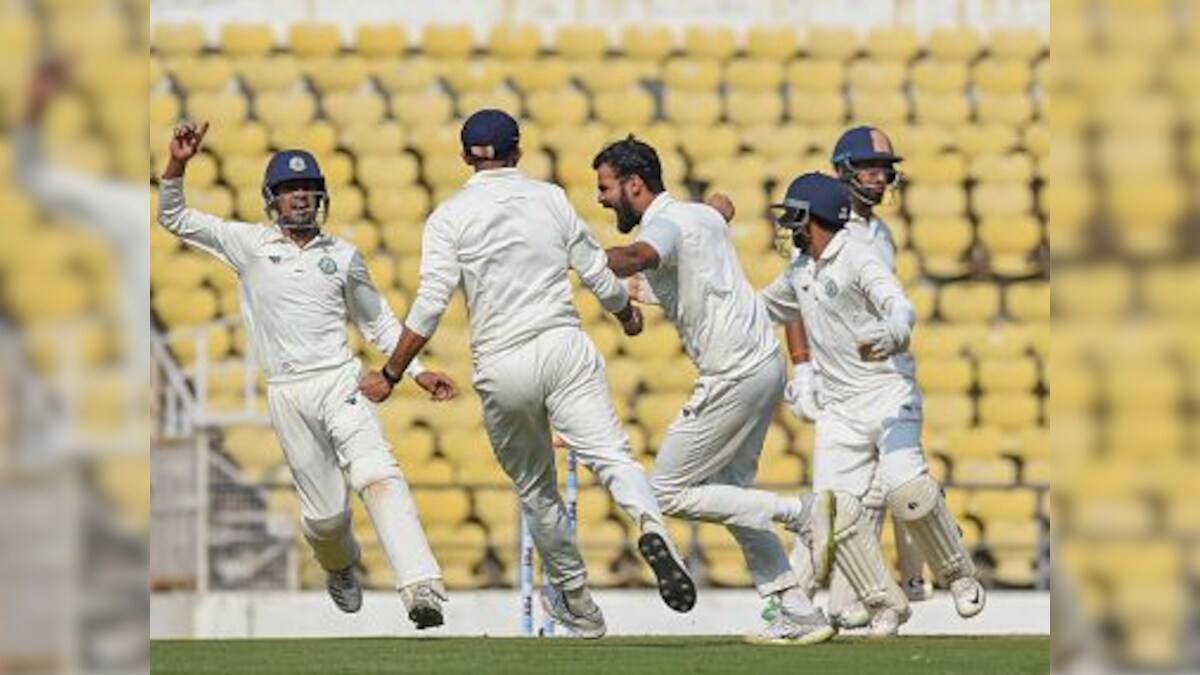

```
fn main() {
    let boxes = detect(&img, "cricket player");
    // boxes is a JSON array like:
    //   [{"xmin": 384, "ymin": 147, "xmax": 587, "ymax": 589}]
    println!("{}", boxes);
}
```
[
  {"xmin": 359, "ymin": 109, "xmax": 696, "ymax": 639},
  {"xmin": 597, "ymin": 136, "xmax": 900, "ymax": 644},
  {"xmin": 157, "ymin": 122, "xmax": 455, "ymax": 629},
  {"xmin": 758, "ymin": 172, "xmax": 986, "ymax": 637}
]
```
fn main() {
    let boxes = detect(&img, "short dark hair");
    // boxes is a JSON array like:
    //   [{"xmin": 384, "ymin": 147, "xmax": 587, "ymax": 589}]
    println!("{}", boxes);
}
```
[{"xmin": 592, "ymin": 135, "xmax": 664, "ymax": 193}]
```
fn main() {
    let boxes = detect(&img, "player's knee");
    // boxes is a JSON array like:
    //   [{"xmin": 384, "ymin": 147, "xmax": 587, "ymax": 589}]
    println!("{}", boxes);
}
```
[
  {"xmin": 831, "ymin": 491, "xmax": 864, "ymax": 533},
  {"xmin": 303, "ymin": 510, "xmax": 351, "ymax": 540},
  {"xmin": 650, "ymin": 479, "xmax": 684, "ymax": 516},
  {"xmin": 884, "ymin": 472, "xmax": 940, "ymax": 521},
  {"xmin": 347, "ymin": 452, "xmax": 403, "ymax": 494}
]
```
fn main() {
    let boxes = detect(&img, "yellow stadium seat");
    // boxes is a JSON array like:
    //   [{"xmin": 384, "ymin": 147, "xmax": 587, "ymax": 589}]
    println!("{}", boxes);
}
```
[
  {"xmin": 526, "ymin": 88, "xmax": 590, "ymax": 126},
  {"xmin": 621, "ymin": 26, "xmax": 674, "ymax": 61},
  {"xmin": 366, "ymin": 185, "xmax": 430, "ymax": 222},
  {"xmin": 724, "ymin": 91, "xmax": 784, "ymax": 128},
  {"xmin": 954, "ymin": 123, "xmax": 1019, "ymax": 158},
  {"xmin": 374, "ymin": 57, "xmax": 438, "ymax": 93},
  {"xmin": 939, "ymin": 283, "xmax": 1000, "ymax": 323},
  {"xmin": 355, "ymin": 24, "xmax": 407, "ymax": 59},
  {"xmin": 459, "ymin": 87, "xmax": 523, "ymax": 119},
  {"xmin": 593, "ymin": 88, "xmax": 656, "ymax": 128},
  {"xmin": 972, "ymin": 183, "xmax": 1034, "ymax": 220},
  {"xmin": 978, "ymin": 393, "xmax": 1040, "ymax": 432},
  {"xmin": 254, "ymin": 91, "xmax": 316, "ymax": 128},
  {"xmin": 912, "ymin": 92, "xmax": 971, "ymax": 125},
  {"xmin": 676, "ymin": 123, "xmax": 740, "ymax": 164},
  {"xmin": 326, "ymin": 185, "xmax": 364, "ymax": 223},
  {"xmin": 488, "ymin": 24, "xmax": 542, "ymax": 59},
  {"xmin": 343, "ymin": 121, "xmax": 408, "ymax": 156},
  {"xmin": 554, "ymin": 26, "xmax": 608, "ymax": 60},
  {"xmin": 574, "ymin": 57, "xmax": 642, "ymax": 92},
  {"xmin": 414, "ymin": 490, "xmax": 472, "ymax": 527},
  {"xmin": 232, "ymin": 56, "xmax": 298, "ymax": 93},
  {"xmin": 787, "ymin": 91, "xmax": 846, "ymax": 125},
  {"xmin": 153, "ymin": 22, "xmax": 205, "ymax": 58},
  {"xmin": 323, "ymin": 92, "xmax": 386, "ymax": 127},
  {"xmin": 804, "ymin": 27, "xmax": 860, "ymax": 60},
  {"xmin": 683, "ymin": 26, "xmax": 736, "ymax": 60},
  {"xmin": 1005, "ymin": 281, "xmax": 1050, "ymax": 322},
  {"xmin": 723, "ymin": 58, "xmax": 784, "ymax": 92},
  {"xmin": 926, "ymin": 27, "xmax": 982, "ymax": 61},
  {"xmin": 973, "ymin": 58, "xmax": 1033, "ymax": 95},
  {"xmin": 741, "ymin": 124, "xmax": 817, "ymax": 161},
  {"xmin": 357, "ymin": 154, "xmax": 420, "ymax": 190},
  {"xmin": 168, "ymin": 56, "xmax": 234, "ymax": 93},
  {"xmin": 976, "ymin": 93, "xmax": 1035, "ymax": 126},
  {"xmin": 981, "ymin": 216, "xmax": 1042, "ymax": 277},
  {"xmin": 270, "ymin": 122, "xmax": 337, "ymax": 155},
  {"xmin": 746, "ymin": 26, "xmax": 798, "ymax": 59},
  {"xmin": 663, "ymin": 90, "xmax": 721, "ymax": 126},
  {"xmin": 785, "ymin": 58, "xmax": 845, "ymax": 92},
  {"xmin": 864, "ymin": 26, "xmax": 919, "ymax": 62},
  {"xmin": 508, "ymin": 56, "xmax": 571, "ymax": 92},
  {"xmin": 954, "ymin": 459, "xmax": 1017, "ymax": 486},
  {"xmin": 848, "ymin": 59, "xmax": 905, "ymax": 92},
  {"xmin": 440, "ymin": 58, "xmax": 507, "ymax": 93},
  {"xmin": 904, "ymin": 184, "xmax": 967, "ymax": 218},
  {"xmin": 405, "ymin": 457, "xmax": 456, "ymax": 486},
  {"xmin": 288, "ymin": 23, "xmax": 341, "ymax": 59},
  {"xmin": 902, "ymin": 151, "xmax": 966, "ymax": 186},
  {"xmin": 909, "ymin": 216, "xmax": 973, "ymax": 278},
  {"xmin": 185, "ymin": 90, "xmax": 247, "ymax": 125},
  {"xmin": 848, "ymin": 90, "xmax": 908, "ymax": 126},
  {"xmin": 457, "ymin": 458, "xmax": 510, "ymax": 488},
  {"xmin": 390, "ymin": 91, "xmax": 454, "ymax": 128},
  {"xmin": 978, "ymin": 356, "xmax": 1039, "ymax": 394},
  {"xmin": 664, "ymin": 57, "xmax": 722, "ymax": 91},
  {"xmin": 421, "ymin": 24, "xmax": 475, "ymax": 59},
  {"xmin": 923, "ymin": 394, "xmax": 974, "ymax": 431},
  {"xmin": 219, "ymin": 23, "xmax": 275, "ymax": 58},
  {"xmin": 306, "ymin": 56, "xmax": 370, "ymax": 93},
  {"xmin": 916, "ymin": 357, "xmax": 973, "ymax": 395},
  {"xmin": 988, "ymin": 28, "xmax": 1045, "ymax": 61},
  {"xmin": 911, "ymin": 59, "xmax": 969, "ymax": 94}
]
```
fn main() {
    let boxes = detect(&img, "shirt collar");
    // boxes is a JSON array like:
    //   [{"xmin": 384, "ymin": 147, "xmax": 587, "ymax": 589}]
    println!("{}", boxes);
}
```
[
  {"xmin": 640, "ymin": 191, "xmax": 675, "ymax": 227},
  {"xmin": 465, "ymin": 167, "xmax": 523, "ymax": 186},
  {"xmin": 817, "ymin": 229, "xmax": 849, "ymax": 263},
  {"xmin": 848, "ymin": 209, "xmax": 879, "ymax": 237},
  {"xmin": 269, "ymin": 224, "xmax": 331, "ymax": 250}
]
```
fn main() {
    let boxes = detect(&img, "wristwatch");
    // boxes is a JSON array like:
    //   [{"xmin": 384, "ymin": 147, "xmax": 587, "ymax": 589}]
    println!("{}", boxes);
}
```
[{"xmin": 382, "ymin": 365, "xmax": 403, "ymax": 386}]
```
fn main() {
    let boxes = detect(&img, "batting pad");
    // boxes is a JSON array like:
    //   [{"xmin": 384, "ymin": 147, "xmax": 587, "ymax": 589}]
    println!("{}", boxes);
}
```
[
  {"xmin": 830, "ymin": 492, "xmax": 909, "ymax": 613},
  {"xmin": 886, "ymin": 474, "xmax": 976, "ymax": 584}
]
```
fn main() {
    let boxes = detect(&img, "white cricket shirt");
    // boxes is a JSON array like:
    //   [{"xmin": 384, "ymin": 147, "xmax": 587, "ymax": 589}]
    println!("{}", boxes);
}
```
[
  {"xmin": 636, "ymin": 192, "xmax": 780, "ymax": 380},
  {"xmin": 157, "ymin": 178, "xmax": 425, "ymax": 384},
  {"xmin": 759, "ymin": 229, "xmax": 916, "ymax": 404},
  {"xmin": 404, "ymin": 168, "xmax": 628, "ymax": 362}
]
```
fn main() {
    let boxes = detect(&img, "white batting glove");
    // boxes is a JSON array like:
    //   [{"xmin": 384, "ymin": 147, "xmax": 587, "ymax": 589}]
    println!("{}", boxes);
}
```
[
  {"xmin": 783, "ymin": 362, "xmax": 819, "ymax": 422},
  {"xmin": 857, "ymin": 318, "xmax": 909, "ymax": 362}
]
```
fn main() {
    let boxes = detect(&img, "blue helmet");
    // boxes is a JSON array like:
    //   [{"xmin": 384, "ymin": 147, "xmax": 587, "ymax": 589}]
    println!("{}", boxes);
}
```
[
  {"xmin": 261, "ymin": 149, "xmax": 329, "ymax": 226},
  {"xmin": 831, "ymin": 126, "xmax": 903, "ymax": 206},
  {"xmin": 770, "ymin": 172, "xmax": 851, "ymax": 255}
]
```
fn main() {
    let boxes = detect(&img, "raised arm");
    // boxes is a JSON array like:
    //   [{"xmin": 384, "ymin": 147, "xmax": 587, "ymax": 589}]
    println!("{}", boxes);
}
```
[{"xmin": 758, "ymin": 269, "xmax": 804, "ymax": 325}]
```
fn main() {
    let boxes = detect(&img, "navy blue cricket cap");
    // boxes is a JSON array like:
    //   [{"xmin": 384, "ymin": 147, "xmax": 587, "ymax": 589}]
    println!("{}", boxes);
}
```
[
  {"xmin": 831, "ymin": 126, "xmax": 903, "ymax": 166},
  {"xmin": 771, "ymin": 172, "xmax": 852, "ymax": 230},
  {"xmin": 262, "ymin": 149, "xmax": 325, "ymax": 197},
  {"xmin": 461, "ymin": 108, "xmax": 521, "ymax": 160}
]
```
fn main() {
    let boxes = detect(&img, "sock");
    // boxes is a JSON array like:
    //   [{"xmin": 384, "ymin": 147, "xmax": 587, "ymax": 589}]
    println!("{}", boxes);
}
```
[{"xmin": 776, "ymin": 585, "xmax": 816, "ymax": 616}]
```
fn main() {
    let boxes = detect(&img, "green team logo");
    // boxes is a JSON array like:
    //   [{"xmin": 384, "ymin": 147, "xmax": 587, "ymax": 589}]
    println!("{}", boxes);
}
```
[
  {"xmin": 824, "ymin": 278, "xmax": 838, "ymax": 298},
  {"xmin": 318, "ymin": 256, "xmax": 338, "ymax": 275}
]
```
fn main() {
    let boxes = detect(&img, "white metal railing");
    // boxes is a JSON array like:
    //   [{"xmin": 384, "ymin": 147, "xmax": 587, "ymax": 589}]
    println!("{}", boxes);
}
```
[{"xmin": 164, "ymin": 318, "xmax": 270, "ymax": 428}]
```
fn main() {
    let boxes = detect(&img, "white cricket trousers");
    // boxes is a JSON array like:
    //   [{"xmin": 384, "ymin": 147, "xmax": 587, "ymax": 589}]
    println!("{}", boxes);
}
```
[
  {"xmin": 651, "ymin": 354, "xmax": 799, "ymax": 596},
  {"xmin": 812, "ymin": 377, "xmax": 929, "ymax": 497},
  {"xmin": 472, "ymin": 326, "xmax": 664, "ymax": 590},
  {"xmin": 266, "ymin": 359, "xmax": 442, "ymax": 589}
]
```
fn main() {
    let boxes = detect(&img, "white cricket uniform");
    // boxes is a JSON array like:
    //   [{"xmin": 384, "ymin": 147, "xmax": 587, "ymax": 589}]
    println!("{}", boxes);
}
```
[
  {"xmin": 760, "ymin": 229, "xmax": 927, "ymax": 498},
  {"xmin": 635, "ymin": 192, "xmax": 798, "ymax": 596},
  {"xmin": 846, "ymin": 210, "xmax": 897, "ymax": 272},
  {"xmin": 404, "ymin": 167, "xmax": 663, "ymax": 590},
  {"xmin": 157, "ymin": 178, "xmax": 441, "ymax": 587}
]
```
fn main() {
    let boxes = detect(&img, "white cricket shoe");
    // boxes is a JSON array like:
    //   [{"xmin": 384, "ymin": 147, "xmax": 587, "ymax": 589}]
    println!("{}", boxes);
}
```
[
  {"xmin": 326, "ymin": 566, "xmax": 363, "ymax": 614},
  {"xmin": 400, "ymin": 579, "xmax": 446, "ymax": 629},
  {"xmin": 950, "ymin": 576, "xmax": 986, "ymax": 618},
  {"xmin": 832, "ymin": 601, "xmax": 871, "ymax": 630},
  {"xmin": 540, "ymin": 585, "xmax": 606, "ymax": 639},
  {"xmin": 867, "ymin": 606, "xmax": 908, "ymax": 639},
  {"xmin": 638, "ymin": 519, "xmax": 697, "ymax": 613},
  {"xmin": 751, "ymin": 608, "xmax": 837, "ymax": 646}
]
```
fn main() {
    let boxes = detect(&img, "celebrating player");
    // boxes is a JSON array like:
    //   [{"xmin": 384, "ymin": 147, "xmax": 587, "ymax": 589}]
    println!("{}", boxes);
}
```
[
  {"xmin": 758, "ymin": 172, "xmax": 986, "ymax": 637},
  {"xmin": 157, "ymin": 122, "xmax": 455, "ymax": 629},
  {"xmin": 597, "ymin": 136, "xmax": 896, "ymax": 644},
  {"xmin": 359, "ymin": 109, "xmax": 696, "ymax": 639}
]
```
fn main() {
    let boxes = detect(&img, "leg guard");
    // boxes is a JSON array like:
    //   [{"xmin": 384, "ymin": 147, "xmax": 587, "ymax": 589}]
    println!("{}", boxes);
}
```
[
  {"xmin": 302, "ymin": 510, "xmax": 360, "ymax": 572},
  {"xmin": 829, "ymin": 492, "xmax": 909, "ymax": 614},
  {"xmin": 886, "ymin": 474, "xmax": 976, "ymax": 584}
]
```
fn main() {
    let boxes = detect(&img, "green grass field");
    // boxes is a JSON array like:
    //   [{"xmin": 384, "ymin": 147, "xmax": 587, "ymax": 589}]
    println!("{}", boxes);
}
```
[{"xmin": 152, "ymin": 636, "xmax": 1048, "ymax": 675}]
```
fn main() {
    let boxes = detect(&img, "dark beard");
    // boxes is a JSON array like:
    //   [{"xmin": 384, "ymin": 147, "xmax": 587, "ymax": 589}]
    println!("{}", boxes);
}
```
[
  {"xmin": 616, "ymin": 201, "xmax": 640, "ymax": 233},
  {"xmin": 792, "ymin": 226, "xmax": 812, "ymax": 256}
]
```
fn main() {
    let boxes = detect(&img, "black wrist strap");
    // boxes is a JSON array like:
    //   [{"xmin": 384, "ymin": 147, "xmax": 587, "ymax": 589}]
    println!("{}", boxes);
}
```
[{"xmin": 382, "ymin": 365, "xmax": 403, "ymax": 385}]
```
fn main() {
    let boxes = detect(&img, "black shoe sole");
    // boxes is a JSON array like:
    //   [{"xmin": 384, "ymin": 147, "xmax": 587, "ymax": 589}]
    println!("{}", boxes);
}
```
[
  {"xmin": 638, "ymin": 531, "xmax": 696, "ymax": 613},
  {"xmin": 409, "ymin": 605, "xmax": 444, "ymax": 630}
]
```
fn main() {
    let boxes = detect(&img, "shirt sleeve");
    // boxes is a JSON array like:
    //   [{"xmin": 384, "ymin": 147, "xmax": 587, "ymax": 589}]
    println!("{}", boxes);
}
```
[
  {"xmin": 156, "ymin": 178, "xmax": 259, "ymax": 271},
  {"xmin": 758, "ymin": 269, "xmax": 804, "ymax": 324},
  {"xmin": 874, "ymin": 221, "xmax": 898, "ymax": 272},
  {"xmin": 345, "ymin": 251, "xmax": 427, "ymax": 379},
  {"xmin": 856, "ymin": 251, "xmax": 915, "ymax": 334},
  {"xmin": 404, "ymin": 212, "xmax": 461, "ymax": 339},
  {"xmin": 563, "ymin": 194, "xmax": 629, "ymax": 314},
  {"xmin": 637, "ymin": 215, "xmax": 682, "ymax": 267}
]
